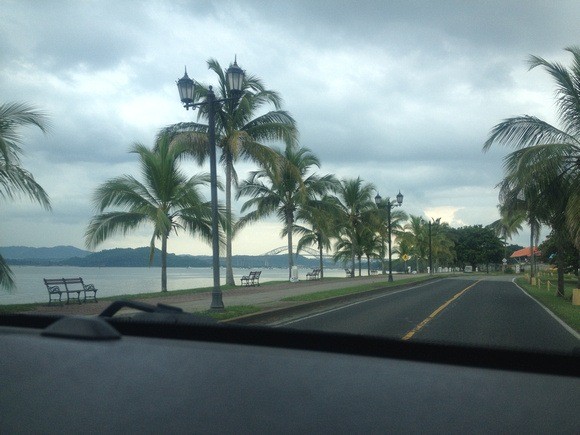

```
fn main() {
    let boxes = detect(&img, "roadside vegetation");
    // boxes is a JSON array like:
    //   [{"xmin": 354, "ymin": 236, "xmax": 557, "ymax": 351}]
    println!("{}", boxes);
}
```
[
  {"xmin": 483, "ymin": 46, "xmax": 580, "ymax": 296},
  {"xmin": 0, "ymin": 102, "xmax": 51, "ymax": 291},
  {"xmin": 515, "ymin": 275, "xmax": 579, "ymax": 333}
]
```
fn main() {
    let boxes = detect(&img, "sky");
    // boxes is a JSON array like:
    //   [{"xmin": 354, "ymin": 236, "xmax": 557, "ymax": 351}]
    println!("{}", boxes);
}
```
[{"xmin": 1, "ymin": 0, "xmax": 579, "ymax": 256}]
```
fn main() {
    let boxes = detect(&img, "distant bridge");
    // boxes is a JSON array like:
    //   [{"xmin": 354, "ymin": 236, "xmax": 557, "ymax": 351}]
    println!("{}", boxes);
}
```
[{"xmin": 263, "ymin": 246, "xmax": 332, "ymax": 258}]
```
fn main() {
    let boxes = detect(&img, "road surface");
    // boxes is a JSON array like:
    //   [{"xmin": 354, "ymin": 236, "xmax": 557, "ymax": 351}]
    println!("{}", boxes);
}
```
[{"xmin": 280, "ymin": 276, "xmax": 579, "ymax": 353}]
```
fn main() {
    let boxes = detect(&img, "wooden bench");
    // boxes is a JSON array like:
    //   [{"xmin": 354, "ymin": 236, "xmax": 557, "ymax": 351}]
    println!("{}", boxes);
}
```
[
  {"xmin": 370, "ymin": 269, "xmax": 379, "ymax": 275},
  {"xmin": 240, "ymin": 271, "xmax": 261, "ymax": 287},
  {"xmin": 306, "ymin": 268, "xmax": 321, "ymax": 280},
  {"xmin": 345, "ymin": 269, "xmax": 354, "ymax": 277},
  {"xmin": 43, "ymin": 278, "xmax": 98, "ymax": 304}
]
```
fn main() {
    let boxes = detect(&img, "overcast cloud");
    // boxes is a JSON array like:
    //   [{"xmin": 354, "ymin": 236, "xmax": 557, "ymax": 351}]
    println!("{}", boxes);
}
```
[{"xmin": 1, "ymin": 0, "xmax": 579, "ymax": 256}]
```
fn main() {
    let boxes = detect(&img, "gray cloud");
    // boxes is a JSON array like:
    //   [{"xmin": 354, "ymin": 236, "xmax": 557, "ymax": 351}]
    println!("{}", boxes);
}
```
[{"xmin": 1, "ymin": 0, "xmax": 578, "ymax": 254}]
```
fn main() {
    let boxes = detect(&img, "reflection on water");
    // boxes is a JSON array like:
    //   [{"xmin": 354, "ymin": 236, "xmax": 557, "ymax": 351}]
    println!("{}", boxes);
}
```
[{"xmin": 2, "ymin": 266, "xmax": 347, "ymax": 305}]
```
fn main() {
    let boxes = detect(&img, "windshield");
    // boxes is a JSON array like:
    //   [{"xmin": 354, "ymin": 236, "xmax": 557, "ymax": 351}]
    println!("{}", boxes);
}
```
[{"xmin": 0, "ymin": 1, "xmax": 578, "ymax": 354}]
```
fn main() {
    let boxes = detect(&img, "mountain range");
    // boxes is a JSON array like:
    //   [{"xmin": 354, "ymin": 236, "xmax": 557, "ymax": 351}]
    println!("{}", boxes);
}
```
[{"xmin": 0, "ymin": 246, "xmax": 338, "ymax": 269}]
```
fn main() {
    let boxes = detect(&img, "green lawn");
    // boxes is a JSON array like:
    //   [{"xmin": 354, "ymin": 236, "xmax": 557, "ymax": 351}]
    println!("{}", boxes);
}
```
[
  {"xmin": 515, "ymin": 276, "xmax": 580, "ymax": 333},
  {"xmin": 203, "ymin": 305, "xmax": 262, "ymax": 321}
]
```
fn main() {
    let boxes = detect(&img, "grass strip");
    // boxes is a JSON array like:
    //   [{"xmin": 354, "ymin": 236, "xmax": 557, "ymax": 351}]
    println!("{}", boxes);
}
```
[
  {"xmin": 202, "ymin": 305, "xmax": 262, "ymax": 321},
  {"xmin": 282, "ymin": 276, "xmax": 434, "ymax": 302},
  {"xmin": 515, "ymin": 277, "xmax": 580, "ymax": 333}
]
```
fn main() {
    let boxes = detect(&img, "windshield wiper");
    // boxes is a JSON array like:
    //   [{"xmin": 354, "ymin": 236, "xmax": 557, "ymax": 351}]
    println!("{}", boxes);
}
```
[{"xmin": 99, "ymin": 300, "xmax": 217, "ymax": 325}]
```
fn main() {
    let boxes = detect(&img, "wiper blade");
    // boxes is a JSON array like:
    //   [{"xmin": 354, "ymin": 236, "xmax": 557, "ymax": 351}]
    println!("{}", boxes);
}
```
[
  {"xmin": 99, "ymin": 300, "xmax": 217, "ymax": 325},
  {"xmin": 99, "ymin": 300, "xmax": 184, "ymax": 317}
]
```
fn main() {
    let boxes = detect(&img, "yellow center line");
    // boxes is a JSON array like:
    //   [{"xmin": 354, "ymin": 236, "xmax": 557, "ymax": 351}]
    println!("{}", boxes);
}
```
[{"xmin": 401, "ymin": 280, "xmax": 481, "ymax": 341}]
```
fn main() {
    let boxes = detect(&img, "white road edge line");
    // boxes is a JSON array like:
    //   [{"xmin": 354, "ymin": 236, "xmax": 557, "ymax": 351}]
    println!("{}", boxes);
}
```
[
  {"xmin": 512, "ymin": 278, "xmax": 580, "ymax": 341},
  {"xmin": 276, "ymin": 280, "xmax": 442, "ymax": 327}
]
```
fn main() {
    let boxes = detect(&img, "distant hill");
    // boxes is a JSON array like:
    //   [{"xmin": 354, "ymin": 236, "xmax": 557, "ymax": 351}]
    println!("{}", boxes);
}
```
[
  {"xmin": 1, "ymin": 245, "xmax": 341, "ymax": 268},
  {"xmin": 65, "ymin": 247, "xmax": 212, "ymax": 268},
  {"xmin": 0, "ymin": 245, "xmax": 90, "ymax": 260}
]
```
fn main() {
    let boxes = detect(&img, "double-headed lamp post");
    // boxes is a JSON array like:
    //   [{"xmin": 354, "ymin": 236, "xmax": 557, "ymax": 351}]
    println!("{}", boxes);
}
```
[
  {"xmin": 374, "ymin": 191, "xmax": 404, "ymax": 282},
  {"xmin": 176, "ymin": 59, "xmax": 245, "ymax": 310}
]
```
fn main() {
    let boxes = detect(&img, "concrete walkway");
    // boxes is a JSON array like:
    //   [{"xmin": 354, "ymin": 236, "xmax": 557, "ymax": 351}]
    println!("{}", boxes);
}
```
[{"xmin": 25, "ymin": 273, "xmax": 426, "ymax": 316}]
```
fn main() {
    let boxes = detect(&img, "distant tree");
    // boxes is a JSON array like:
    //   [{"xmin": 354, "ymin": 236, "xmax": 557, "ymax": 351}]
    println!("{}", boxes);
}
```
[
  {"xmin": 400, "ymin": 215, "xmax": 428, "ymax": 272},
  {"xmin": 429, "ymin": 220, "xmax": 456, "ymax": 271},
  {"xmin": 331, "ymin": 177, "xmax": 376, "ymax": 276},
  {"xmin": 0, "ymin": 102, "xmax": 51, "ymax": 291},
  {"xmin": 374, "ymin": 196, "xmax": 407, "ymax": 275},
  {"xmin": 85, "ymin": 134, "xmax": 217, "ymax": 292},
  {"xmin": 497, "ymin": 179, "xmax": 544, "ymax": 282},
  {"xmin": 293, "ymin": 194, "xmax": 339, "ymax": 278},
  {"xmin": 539, "ymin": 230, "xmax": 579, "ymax": 287},
  {"xmin": 449, "ymin": 225, "xmax": 503, "ymax": 271},
  {"xmin": 237, "ymin": 145, "xmax": 335, "ymax": 280}
]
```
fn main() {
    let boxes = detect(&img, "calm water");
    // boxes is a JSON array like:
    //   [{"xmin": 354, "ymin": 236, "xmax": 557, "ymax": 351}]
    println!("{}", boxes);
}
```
[{"xmin": 2, "ymin": 266, "xmax": 347, "ymax": 305}]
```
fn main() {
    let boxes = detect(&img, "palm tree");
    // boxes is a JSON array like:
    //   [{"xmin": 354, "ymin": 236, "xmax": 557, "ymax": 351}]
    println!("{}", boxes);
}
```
[
  {"xmin": 483, "ymin": 47, "xmax": 580, "ymax": 251},
  {"xmin": 361, "ymin": 226, "xmax": 382, "ymax": 275},
  {"xmin": 394, "ymin": 237, "xmax": 413, "ymax": 274},
  {"xmin": 496, "ymin": 180, "xmax": 543, "ymax": 281},
  {"xmin": 400, "ymin": 215, "xmax": 428, "ymax": 273},
  {"xmin": 488, "ymin": 203, "xmax": 525, "ymax": 262},
  {"xmin": 85, "ymin": 134, "xmax": 217, "ymax": 292},
  {"xmin": 428, "ymin": 220, "xmax": 456, "ymax": 272},
  {"xmin": 331, "ymin": 177, "xmax": 376, "ymax": 276},
  {"xmin": 237, "ymin": 145, "xmax": 334, "ymax": 280},
  {"xmin": 0, "ymin": 102, "xmax": 51, "ymax": 291},
  {"xmin": 293, "ymin": 194, "xmax": 339, "ymax": 279},
  {"xmin": 374, "ymin": 197, "xmax": 408, "ymax": 275},
  {"xmin": 161, "ymin": 59, "xmax": 298, "ymax": 286}
]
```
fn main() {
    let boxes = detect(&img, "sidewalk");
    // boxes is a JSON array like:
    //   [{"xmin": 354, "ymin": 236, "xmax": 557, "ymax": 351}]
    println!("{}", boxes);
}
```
[{"xmin": 25, "ymin": 273, "xmax": 422, "ymax": 317}]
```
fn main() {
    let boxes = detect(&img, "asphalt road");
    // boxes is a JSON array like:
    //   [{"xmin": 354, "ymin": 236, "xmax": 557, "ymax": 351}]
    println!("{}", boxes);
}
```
[{"xmin": 280, "ymin": 276, "xmax": 579, "ymax": 353}]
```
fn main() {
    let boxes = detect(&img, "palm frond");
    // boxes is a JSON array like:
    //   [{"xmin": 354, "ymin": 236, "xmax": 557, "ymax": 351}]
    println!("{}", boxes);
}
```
[{"xmin": 0, "ymin": 254, "xmax": 15, "ymax": 291}]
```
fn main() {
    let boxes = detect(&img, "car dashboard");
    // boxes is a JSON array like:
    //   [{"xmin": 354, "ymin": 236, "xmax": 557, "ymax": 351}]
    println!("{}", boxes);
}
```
[{"xmin": 1, "ymin": 307, "xmax": 579, "ymax": 434}]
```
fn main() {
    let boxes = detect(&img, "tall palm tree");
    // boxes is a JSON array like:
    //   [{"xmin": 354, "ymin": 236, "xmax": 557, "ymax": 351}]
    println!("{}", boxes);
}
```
[
  {"xmin": 331, "ymin": 177, "xmax": 376, "ymax": 276},
  {"xmin": 237, "ymin": 145, "xmax": 334, "ymax": 280},
  {"xmin": 400, "ymin": 215, "xmax": 428, "ymax": 273},
  {"xmin": 428, "ymin": 220, "xmax": 456, "ymax": 271},
  {"xmin": 497, "ymin": 180, "xmax": 543, "ymax": 282},
  {"xmin": 488, "ymin": 203, "xmax": 525, "ymax": 261},
  {"xmin": 0, "ymin": 102, "xmax": 51, "ymax": 291},
  {"xmin": 361, "ymin": 226, "xmax": 382, "ymax": 275},
  {"xmin": 293, "ymin": 194, "xmax": 339, "ymax": 278},
  {"xmin": 85, "ymin": 134, "xmax": 217, "ymax": 292},
  {"xmin": 161, "ymin": 59, "xmax": 298, "ymax": 286},
  {"xmin": 483, "ymin": 46, "xmax": 580, "ymax": 251}
]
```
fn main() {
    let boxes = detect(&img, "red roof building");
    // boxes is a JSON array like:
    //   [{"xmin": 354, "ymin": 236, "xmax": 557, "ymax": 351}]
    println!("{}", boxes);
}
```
[{"xmin": 510, "ymin": 247, "xmax": 541, "ymax": 259}]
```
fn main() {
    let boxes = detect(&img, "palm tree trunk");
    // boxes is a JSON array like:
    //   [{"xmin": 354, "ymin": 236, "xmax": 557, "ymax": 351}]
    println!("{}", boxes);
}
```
[
  {"xmin": 318, "ymin": 235, "xmax": 324, "ymax": 279},
  {"xmin": 225, "ymin": 157, "xmax": 235, "ymax": 286},
  {"xmin": 577, "ymin": 252, "xmax": 580, "ymax": 289},
  {"xmin": 529, "ymin": 223, "xmax": 535, "ymax": 284},
  {"xmin": 287, "ymin": 211, "xmax": 294, "ymax": 281},
  {"xmin": 381, "ymin": 237, "xmax": 386, "ymax": 275},
  {"xmin": 161, "ymin": 234, "xmax": 168, "ymax": 292},
  {"xmin": 556, "ymin": 242, "xmax": 565, "ymax": 297}
]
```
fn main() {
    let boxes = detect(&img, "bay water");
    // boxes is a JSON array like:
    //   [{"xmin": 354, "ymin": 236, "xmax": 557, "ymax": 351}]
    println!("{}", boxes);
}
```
[{"xmin": 2, "ymin": 265, "xmax": 347, "ymax": 305}]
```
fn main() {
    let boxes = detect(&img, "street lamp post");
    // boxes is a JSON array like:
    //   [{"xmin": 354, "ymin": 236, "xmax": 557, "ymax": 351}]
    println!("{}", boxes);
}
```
[
  {"xmin": 176, "ymin": 59, "xmax": 245, "ymax": 310},
  {"xmin": 375, "ymin": 191, "xmax": 404, "ymax": 282},
  {"xmin": 429, "ymin": 219, "xmax": 432, "ymax": 275}
]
